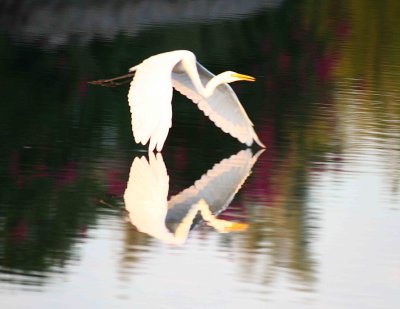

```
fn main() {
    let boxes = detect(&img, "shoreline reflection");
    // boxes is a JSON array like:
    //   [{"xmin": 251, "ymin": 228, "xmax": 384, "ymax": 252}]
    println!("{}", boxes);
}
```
[{"xmin": 124, "ymin": 149, "xmax": 263, "ymax": 244}]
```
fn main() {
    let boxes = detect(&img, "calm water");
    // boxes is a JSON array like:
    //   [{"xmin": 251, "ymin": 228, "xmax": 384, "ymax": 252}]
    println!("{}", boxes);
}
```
[{"xmin": 1, "ymin": 1, "xmax": 400, "ymax": 308}]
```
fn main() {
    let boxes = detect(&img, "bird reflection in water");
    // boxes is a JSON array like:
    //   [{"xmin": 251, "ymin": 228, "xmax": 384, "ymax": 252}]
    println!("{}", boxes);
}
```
[{"xmin": 123, "ymin": 149, "xmax": 263, "ymax": 245}]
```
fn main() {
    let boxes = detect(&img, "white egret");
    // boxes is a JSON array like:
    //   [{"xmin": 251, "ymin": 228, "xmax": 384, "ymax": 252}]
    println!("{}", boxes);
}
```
[
  {"xmin": 124, "ymin": 149, "xmax": 263, "ymax": 244},
  {"xmin": 126, "ymin": 50, "xmax": 265, "ymax": 152}
]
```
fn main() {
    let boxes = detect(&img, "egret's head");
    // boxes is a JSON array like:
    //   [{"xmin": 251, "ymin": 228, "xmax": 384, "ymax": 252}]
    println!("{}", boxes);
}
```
[
  {"xmin": 222, "ymin": 71, "xmax": 256, "ymax": 83},
  {"xmin": 204, "ymin": 70, "xmax": 256, "ymax": 98}
]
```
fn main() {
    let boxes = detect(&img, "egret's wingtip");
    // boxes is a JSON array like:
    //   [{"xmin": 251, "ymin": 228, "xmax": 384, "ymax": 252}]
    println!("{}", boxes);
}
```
[
  {"xmin": 253, "ymin": 134, "xmax": 266, "ymax": 149},
  {"xmin": 256, "ymin": 140, "xmax": 266, "ymax": 148}
]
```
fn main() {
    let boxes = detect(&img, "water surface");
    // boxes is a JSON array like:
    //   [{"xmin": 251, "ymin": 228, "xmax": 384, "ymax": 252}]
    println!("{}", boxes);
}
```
[{"xmin": 1, "ymin": 1, "xmax": 399, "ymax": 308}]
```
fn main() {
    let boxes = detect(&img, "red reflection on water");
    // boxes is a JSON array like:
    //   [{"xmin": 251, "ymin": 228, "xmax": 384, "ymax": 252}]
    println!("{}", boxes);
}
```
[
  {"xmin": 106, "ymin": 169, "xmax": 126, "ymax": 196},
  {"xmin": 78, "ymin": 77, "xmax": 88, "ymax": 95},
  {"xmin": 9, "ymin": 150, "xmax": 81, "ymax": 192},
  {"xmin": 315, "ymin": 53, "xmax": 337, "ymax": 83},
  {"xmin": 54, "ymin": 161, "xmax": 77, "ymax": 190},
  {"xmin": 172, "ymin": 146, "xmax": 188, "ymax": 171},
  {"xmin": 278, "ymin": 52, "xmax": 290, "ymax": 72},
  {"xmin": 10, "ymin": 220, "xmax": 28, "ymax": 243},
  {"xmin": 337, "ymin": 20, "xmax": 351, "ymax": 39}
]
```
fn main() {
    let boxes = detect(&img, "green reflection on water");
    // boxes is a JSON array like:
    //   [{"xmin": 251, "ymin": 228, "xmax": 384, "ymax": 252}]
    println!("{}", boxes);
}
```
[{"xmin": 0, "ymin": 1, "xmax": 399, "ymax": 299}]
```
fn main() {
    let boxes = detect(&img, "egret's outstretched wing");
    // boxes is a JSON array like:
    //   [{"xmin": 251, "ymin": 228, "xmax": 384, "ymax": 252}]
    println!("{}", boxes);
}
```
[
  {"xmin": 123, "ymin": 153, "xmax": 177, "ymax": 242},
  {"xmin": 128, "ymin": 52, "xmax": 184, "ymax": 152},
  {"xmin": 172, "ymin": 62, "xmax": 264, "ymax": 147},
  {"xmin": 166, "ymin": 149, "xmax": 264, "ymax": 228}
]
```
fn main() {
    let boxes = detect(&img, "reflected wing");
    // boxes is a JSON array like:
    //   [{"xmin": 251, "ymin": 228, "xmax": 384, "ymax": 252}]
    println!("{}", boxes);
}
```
[
  {"xmin": 166, "ymin": 149, "xmax": 264, "ymax": 227},
  {"xmin": 128, "ymin": 52, "xmax": 185, "ymax": 151},
  {"xmin": 123, "ymin": 153, "xmax": 175, "ymax": 241},
  {"xmin": 172, "ymin": 62, "xmax": 264, "ymax": 147}
]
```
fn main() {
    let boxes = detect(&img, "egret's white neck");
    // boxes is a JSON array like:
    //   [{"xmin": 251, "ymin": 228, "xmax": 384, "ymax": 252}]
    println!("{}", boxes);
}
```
[
  {"xmin": 203, "ymin": 76, "xmax": 224, "ymax": 98},
  {"xmin": 181, "ymin": 55, "xmax": 225, "ymax": 98},
  {"xmin": 187, "ymin": 72, "xmax": 225, "ymax": 98}
]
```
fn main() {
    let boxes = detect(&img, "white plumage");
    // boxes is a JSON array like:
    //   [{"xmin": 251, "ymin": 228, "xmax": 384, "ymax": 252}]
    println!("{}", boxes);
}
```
[
  {"xmin": 123, "ymin": 149, "xmax": 263, "ymax": 244},
  {"xmin": 128, "ymin": 50, "xmax": 265, "ymax": 152}
]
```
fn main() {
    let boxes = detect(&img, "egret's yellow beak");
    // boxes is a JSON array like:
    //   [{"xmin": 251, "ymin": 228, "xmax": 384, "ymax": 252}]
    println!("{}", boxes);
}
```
[{"xmin": 233, "ymin": 73, "xmax": 256, "ymax": 82}]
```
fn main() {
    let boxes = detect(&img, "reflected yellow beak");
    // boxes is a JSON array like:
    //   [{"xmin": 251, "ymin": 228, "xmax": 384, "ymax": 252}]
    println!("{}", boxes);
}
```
[
  {"xmin": 222, "ymin": 222, "xmax": 249, "ymax": 232},
  {"xmin": 233, "ymin": 73, "xmax": 256, "ymax": 82}
]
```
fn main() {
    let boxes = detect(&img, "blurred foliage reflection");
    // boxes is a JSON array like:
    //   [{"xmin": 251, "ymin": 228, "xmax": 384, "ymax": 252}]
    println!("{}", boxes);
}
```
[{"xmin": 0, "ymin": 0, "xmax": 399, "ymax": 293}]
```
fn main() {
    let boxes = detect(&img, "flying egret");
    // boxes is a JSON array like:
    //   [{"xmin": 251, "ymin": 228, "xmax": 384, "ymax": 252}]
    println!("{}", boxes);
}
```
[{"xmin": 91, "ymin": 50, "xmax": 265, "ymax": 151}]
